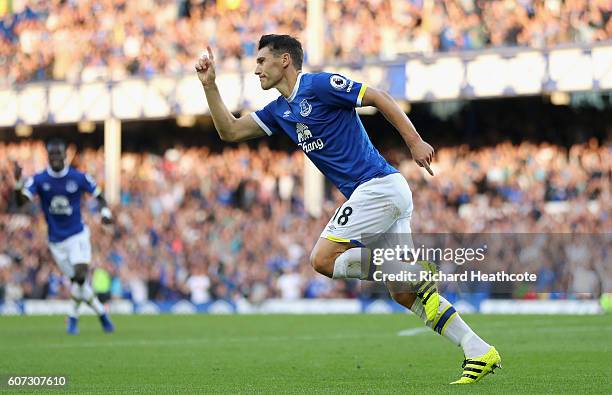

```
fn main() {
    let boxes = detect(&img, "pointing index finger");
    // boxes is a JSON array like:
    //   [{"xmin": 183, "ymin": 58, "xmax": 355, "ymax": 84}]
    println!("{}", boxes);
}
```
[{"xmin": 206, "ymin": 46, "xmax": 214, "ymax": 61}]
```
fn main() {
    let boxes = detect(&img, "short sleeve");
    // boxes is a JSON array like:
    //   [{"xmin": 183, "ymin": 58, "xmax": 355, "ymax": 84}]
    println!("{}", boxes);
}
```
[
  {"xmin": 251, "ymin": 100, "xmax": 282, "ymax": 136},
  {"xmin": 312, "ymin": 72, "xmax": 367, "ymax": 109},
  {"xmin": 80, "ymin": 172, "xmax": 100, "ymax": 195},
  {"xmin": 23, "ymin": 176, "xmax": 38, "ymax": 200}
]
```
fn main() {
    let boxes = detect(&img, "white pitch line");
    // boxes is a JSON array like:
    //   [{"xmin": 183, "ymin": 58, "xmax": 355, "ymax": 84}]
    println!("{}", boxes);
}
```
[{"xmin": 397, "ymin": 327, "xmax": 429, "ymax": 337}]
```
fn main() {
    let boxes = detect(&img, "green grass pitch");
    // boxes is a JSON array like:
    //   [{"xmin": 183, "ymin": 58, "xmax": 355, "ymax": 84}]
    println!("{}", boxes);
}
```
[{"xmin": 1, "ymin": 314, "xmax": 610, "ymax": 394}]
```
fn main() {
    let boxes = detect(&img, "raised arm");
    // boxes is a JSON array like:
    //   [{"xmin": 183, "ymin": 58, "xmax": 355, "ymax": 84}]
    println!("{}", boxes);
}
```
[
  {"xmin": 195, "ymin": 46, "xmax": 266, "ymax": 142},
  {"xmin": 361, "ymin": 87, "xmax": 435, "ymax": 176},
  {"xmin": 10, "ymin": 162, "xmax": 31, "ymax": 207}
]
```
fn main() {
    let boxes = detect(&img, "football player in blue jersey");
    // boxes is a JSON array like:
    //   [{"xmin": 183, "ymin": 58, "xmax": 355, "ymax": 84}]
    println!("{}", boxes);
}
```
[
  {"xmin": 195, "ymin": 35, "xmax": 500, "ymax": 384},
  {"xmin": 11, "ymin": 139, "xmax": 115, "ymax": 335}
]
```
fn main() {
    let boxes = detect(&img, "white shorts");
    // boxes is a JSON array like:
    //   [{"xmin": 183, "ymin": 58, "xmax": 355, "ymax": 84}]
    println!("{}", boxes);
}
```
[
  {"xmin": 48, "ymin": 227, "xmax": 91, "ymax": 278},
  {"xmin": 320, "ymin": 173, "xmax": 413, "ymax": 248}
]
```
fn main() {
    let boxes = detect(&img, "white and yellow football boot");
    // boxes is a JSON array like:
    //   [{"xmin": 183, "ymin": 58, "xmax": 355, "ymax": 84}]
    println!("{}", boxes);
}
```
[{"xmin": 450, "ymin": 346, "xmax": 502, "ymax": 384}]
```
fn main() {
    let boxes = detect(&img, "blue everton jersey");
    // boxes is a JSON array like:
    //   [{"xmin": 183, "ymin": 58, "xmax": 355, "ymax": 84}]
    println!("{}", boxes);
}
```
[
  {"xmin": 24, "ymin": 167, "xmax": 99, "ymax": 243},
  {"xmin": 251, "ymin": 72, "xmax": 397, "ymax": 198}
]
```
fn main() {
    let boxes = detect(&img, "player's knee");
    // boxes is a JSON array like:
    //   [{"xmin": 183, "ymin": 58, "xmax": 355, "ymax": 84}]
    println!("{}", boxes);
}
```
[
  {"xmin": 71, "ymin": 274, "xmax": 86, "ymax": 285},
  {"xmin": 390, "ymin": 292, "xmax": 416, "ymax": 309},
  {"xmin": 71, "ymin": 264, "xmax": 88, "ymax": 285},
  {"xmin": 309, "ymin": 248, "xmax": 333, "ymax": 277}
]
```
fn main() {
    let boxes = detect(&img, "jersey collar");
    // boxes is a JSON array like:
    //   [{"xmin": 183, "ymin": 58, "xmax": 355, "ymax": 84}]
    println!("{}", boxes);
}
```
[
  {"xmin": 46, "ymin": 166, "xmax": 69, "ymax": 178},
  {"xmin": 286, "ymin": 72, "xmax": 303, "ymax": 103}
]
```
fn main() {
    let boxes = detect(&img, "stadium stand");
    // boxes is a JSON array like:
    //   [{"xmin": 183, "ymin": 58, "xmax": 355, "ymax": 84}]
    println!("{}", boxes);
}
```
[
  {"xmin": 0, "ymin": 0, "xmax": 610, "ymax": 86},
  {"xmin": 1, "ymin": 137, "xmax": 609, "ymax": 303}
]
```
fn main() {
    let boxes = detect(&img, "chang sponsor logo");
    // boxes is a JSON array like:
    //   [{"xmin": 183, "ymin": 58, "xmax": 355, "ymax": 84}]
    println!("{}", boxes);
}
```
[
  {"xmin": 296, "ymin": 123, "xmax": 313, "ymax": 143},
  {"xmin": 301, "ymin": 138, "xmax": 325, "ymax": 153},
  {"xmin": 49, "ymin": 195, "xmax": 72, "ymax": 215},
  {"xmin": 296, "ymin": 123, "xmax": 324, "ymax": 153}
]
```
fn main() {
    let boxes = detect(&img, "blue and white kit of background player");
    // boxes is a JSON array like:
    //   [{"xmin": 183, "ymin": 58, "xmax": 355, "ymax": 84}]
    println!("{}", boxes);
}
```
[
  {"xmin": 23, "ymin": 166, "xmax": 113, "ymax": 333},
  {"xmin": 24, "ymin": 166, "xmax": 97, "ymax": 275},
  {"xmin": 250, "ymin": 72, "xmax": 413, "ymax": 248}
]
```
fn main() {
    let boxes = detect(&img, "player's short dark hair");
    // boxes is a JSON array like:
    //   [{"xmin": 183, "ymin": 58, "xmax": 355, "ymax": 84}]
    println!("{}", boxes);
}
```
[
  {"xmin": 46, "ymin": 138, "xmax": 66, "ymax": 152},
  {"xmin": 258, "ymin": 34, "xmax": 303, "ymax": 70}
]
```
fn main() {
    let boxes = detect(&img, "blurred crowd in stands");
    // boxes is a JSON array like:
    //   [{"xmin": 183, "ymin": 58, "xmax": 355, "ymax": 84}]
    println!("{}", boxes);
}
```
[
  {"xmin": 1, "ymin": 0, "xmax": 610, "ymax": 86},
  {"xmin": 0, "ymin": 139, "xmax": 609, "ymax": 304}
]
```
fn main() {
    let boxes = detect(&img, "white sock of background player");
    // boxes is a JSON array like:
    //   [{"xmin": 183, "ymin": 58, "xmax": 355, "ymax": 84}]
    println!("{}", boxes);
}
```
[
  {"xmin": 80, "ymin": 282, "xmax": 106, "ymax": 316},
  {"xmin": 69, "ymin": 282, "xmax": 82, "ymax": 318}
]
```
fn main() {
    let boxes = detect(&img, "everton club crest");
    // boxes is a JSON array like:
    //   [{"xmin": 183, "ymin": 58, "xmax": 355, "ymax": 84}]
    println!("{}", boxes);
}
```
[{"xmin": 299, "ymin": 99, "xmax": 312, "ymax": 117}]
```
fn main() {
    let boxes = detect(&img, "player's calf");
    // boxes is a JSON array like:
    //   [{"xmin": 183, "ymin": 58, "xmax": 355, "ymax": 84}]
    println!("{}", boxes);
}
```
[
  {"xmin": 309, "ymin": 249, "xmax": 333, "ymax": 277},
  {"xmin": 311, "ymin": 238, "xmax": 429, "ymax": 281},
  {"xmin": 67, "ymin": 266, "xmax": 88, "ymax": 334},
  {"xmin": 310, "ymin": 238, "xmax": 377, "ymax": 280},
  {"xmin": 310, "ymin": 237, "xmax": 355, "ymax": 278},
  {"xmin": 389, "ymin": 291, "xmax": 417, "ymax": 309},
  {"xmin": 70, "ymin": 263, "xmax": 114, "ymax": 333}
]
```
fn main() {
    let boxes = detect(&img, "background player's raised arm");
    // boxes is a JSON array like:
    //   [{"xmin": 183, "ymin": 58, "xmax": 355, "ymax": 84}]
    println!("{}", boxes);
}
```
[
  {"xmin": 196, "ymin": 46, "xmax": 266, "ymax": 142},
  {"xmin": 361, "ymin": 87, "xmax": 435, "ymax": 176},
  {"xmin": 10, "ymin": 161, "xmax": 30, "ymax": 207}
]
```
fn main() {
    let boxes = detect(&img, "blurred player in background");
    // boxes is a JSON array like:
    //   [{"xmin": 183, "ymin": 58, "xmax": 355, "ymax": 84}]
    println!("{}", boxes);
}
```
[
  {"xmin": 196, "ymin": 34, "xmax": 500, "ymax": 384},
  {"xmin": 10, "ymin": 139, "xmax": 115, "ymax": 335}
]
